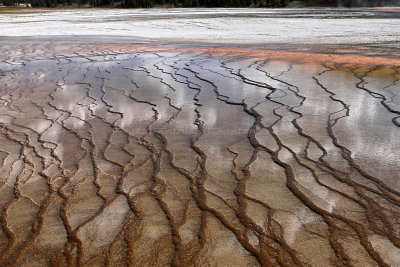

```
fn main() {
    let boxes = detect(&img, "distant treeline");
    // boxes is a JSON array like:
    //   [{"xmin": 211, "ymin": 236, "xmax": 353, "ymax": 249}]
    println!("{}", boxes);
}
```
[
  {"xmin": 2, "ymin": 0, "xmax": 289, "ymax": 8},
  {"xmin": 2, "ymin": 0, "xmax": 398, "ymax": 8},
  {"xmin": 122, "ymin": 0, "xmax": 289, "ymax": 8}
]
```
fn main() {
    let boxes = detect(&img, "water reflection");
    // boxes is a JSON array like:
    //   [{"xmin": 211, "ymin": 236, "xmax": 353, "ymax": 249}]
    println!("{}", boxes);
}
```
[{"xmin": 0, "ymin": 41, "xmax": 399, "ymax": 266}]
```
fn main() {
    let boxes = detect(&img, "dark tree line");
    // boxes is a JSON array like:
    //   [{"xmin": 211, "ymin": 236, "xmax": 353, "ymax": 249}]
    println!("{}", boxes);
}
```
[
  {"xmin": 3, "ymin": 0, "xmax": 398, "ymax": 8},
  {"xmin": 8, "ymin": 0, "xmax": 289, "ymax": 8},
  {"xmin": 122, "ymin": 0, "xmax": 288, "ymax": 8},
  {"xmin": 123, "ymin": 0, "xmax": 289, "ymax": 8}
]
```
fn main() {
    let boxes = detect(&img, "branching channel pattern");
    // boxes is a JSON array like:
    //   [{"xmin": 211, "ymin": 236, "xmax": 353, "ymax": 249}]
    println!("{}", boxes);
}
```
[{"xmin": 0, "ymin": 40, "xmax": 399, "ymax": 267}]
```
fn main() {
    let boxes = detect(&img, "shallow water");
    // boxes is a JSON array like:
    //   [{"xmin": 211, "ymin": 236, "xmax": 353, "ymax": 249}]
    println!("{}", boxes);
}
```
[{"xmin": 0, "ymin": 39, "xmax": 399, "ymax": 266}]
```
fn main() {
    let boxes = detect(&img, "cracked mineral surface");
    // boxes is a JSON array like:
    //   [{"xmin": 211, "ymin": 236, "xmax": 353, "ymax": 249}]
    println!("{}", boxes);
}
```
[{"xmin": 0, "ymin": 7, "xmax": 400, "ymax": 267}]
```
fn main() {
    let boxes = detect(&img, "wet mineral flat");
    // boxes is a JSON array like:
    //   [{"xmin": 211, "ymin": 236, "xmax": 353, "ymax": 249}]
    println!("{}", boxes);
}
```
[{"xmin": 0, "ymin": 7, "xmax": 400, "ymax": 267}]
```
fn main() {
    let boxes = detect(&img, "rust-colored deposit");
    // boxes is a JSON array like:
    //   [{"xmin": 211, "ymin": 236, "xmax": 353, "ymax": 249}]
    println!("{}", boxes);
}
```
[{"xmin": 0, "ymin": 40, "xmax": 400, "ymax": 266}]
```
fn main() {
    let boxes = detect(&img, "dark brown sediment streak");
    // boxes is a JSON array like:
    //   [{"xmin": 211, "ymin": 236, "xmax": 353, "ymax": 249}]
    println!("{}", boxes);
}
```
[{"xmin": 0, "ymin": 39, "xmax": 399, "ymax": 266}]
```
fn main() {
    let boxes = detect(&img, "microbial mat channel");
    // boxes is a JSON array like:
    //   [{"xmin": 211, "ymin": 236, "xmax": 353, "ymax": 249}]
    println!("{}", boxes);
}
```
[{"xmin": 0, "ymin": 40, "xmax": 400, "ymax": 267}]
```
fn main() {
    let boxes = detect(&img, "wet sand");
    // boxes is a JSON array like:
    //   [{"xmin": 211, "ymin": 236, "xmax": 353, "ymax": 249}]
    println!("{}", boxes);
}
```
[{"xmin": 0, "ymin": 38, "xmax": 400, "ymax": 266}]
